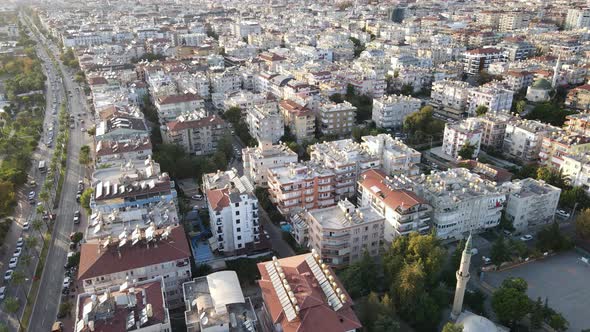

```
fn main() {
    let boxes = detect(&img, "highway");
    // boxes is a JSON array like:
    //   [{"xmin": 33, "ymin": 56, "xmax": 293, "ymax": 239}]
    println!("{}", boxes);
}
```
[
  {"xmin": 20, "ymin": 16, "xmax": 92, "ymax": 332},
  {"xmin": 0, "ymin": 19, "xmax": 65, "ymax": 332}
]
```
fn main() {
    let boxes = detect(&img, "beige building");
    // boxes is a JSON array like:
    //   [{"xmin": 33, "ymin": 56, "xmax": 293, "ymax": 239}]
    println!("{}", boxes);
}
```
[
  {"xmin": 278, "ymin": 99, "xmax": 316, "ymax": 143},
  {"xmin": 318, "ymin": 101, "xmax": 357, "ymax": 136},
  {"xmin": 242, "ymin": 141, "xmax": 298, "ymax": 187},
  {"xmin": 161, "ymin": 111, "xmax": 228, "ymax": 155},
  {"xmin": 303, "ymin": 199, "xmax": 384, "ymax": 268}
]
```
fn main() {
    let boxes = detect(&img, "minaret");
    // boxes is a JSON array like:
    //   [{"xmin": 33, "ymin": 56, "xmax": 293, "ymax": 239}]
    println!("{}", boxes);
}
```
[
  {"xmin": 551, "ymin": 55, "xmax": 561, "ymax": 89},
  {"xmin": 451, "ymin": 233, "xmax": 472, "ymax": 320}
]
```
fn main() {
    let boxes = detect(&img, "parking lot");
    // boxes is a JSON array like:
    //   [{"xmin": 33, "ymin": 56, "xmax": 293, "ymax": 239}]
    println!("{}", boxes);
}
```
[{"xmin": 484, "ymin": 251, "xmax": 590, "ymax": 331}]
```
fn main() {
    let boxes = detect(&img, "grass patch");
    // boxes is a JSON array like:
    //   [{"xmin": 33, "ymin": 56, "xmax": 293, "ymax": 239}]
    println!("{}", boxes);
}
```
[{"xmin": 20, "ymin": 232, "xmax": 51, "ymax": 332}]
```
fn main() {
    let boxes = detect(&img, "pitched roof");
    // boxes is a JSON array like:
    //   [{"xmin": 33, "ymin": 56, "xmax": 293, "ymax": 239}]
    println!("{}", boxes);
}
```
[
  {"xmin": 166, "ymin": 115, "xmax": 226, "ymax": 131},
  {"xmin": 358, "ymin": 169, "xmax": 426, "ymax": 209},
  {"xmin": 157, "ymin": 92, "xmax": 202, "ymax": 105},
  {"xmin": 206, "ymin": 188, "xmax": 230, "ymax": 211},
  {"xmin": 78, "ymin": 225, "xmax": 191, "ymax": 280},
  {"xmin": 279, "ymin": 99, "xmax": 313, "ymax": 116}
]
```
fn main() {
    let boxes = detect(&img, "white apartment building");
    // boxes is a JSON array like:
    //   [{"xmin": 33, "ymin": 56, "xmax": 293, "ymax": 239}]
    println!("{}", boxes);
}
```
[
  {"xmin": 431, "ymin": 80, "xmax": 471, "ymax": 111},
  {"xmin": 178, "ymin": 33, "xmax": 207, "ymax": 46},
  {"xmin": 565, "ymin": 8, "xmax": 590, "ymax": 30},
  {"xmin": 232, "ymin": 21, "xmax": 262, "ymax": 38},
  {"xmin": 477, "ymin": 111, "xmax": 515, "ymax": 150},
  {"xmin": 411, "ymin": 168, "xmax": 507, "ymax": 240},
  {"xmin": 77, "ymin": 225, "xmax": 192, "ymax": 309},
  {"xmin": 561, "ymin": 153, "xmax": 590, "ymax": 194},
  {"xmin": 361, "ymin": 134, "xmax": 421, "ymax": 176},
  {"xmin": 442, "ymin": 118, "xmax": 483, "ymax": 159},
  {"xmin": 504, "ymin": 119, "xmax": 563, "ymax": 162},
  {"xmin": 319, "ymin": 101, "xmax": 357, "ymax": 136},
  {"xmin": 242, "ymin": 141, "xmax": 298, "ymax": 187},
  {"xmin": 502, "ymin": 178, "xmax": 561, "ymax": 232},
  {"xmin": 467, "ymin": 82, "xmax": 514, "ymax": 115},
  {"xmin": 154, "ymin": 93, "xmax": 205, "ymax": 123},
  {"xmin": 309, "ymin": 139, "xmax": 380, "ymax": 200},
  {"xmin": 357, "ymin": 169, "xmax": 432, "ymax": 242},
  {"xmin": 209, "ymin": 67, "xmax": 242, "ymax": 95},
  {"xmin": 246, "ymin": 103, "xmax": 284, "ymax": 144},
  {"xmin": 161, "ymin": 111, "xmax": 228, "ymax": 156},
  {"xmin": 463, "ymin": 48, "xmax": 504, "ymax": 75},
  {"xmin": 203, "ymin": 169, "xmax": 260, "ymax": 253},
  {"xmin": 301, "ymin": 199, "xmax": 384, "ymax": 268},
  {"xmin": 499, "ymin": 12, "xmax": 531, "ymax": 32},
  {"xmin": 372, "ymin": 94, "xmax": 422, "ymax": 129}
]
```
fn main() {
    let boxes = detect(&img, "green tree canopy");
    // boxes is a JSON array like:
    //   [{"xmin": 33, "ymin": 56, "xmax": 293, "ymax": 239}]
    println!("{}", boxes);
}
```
[
  {"xmin": 475, "ymin": 105, "xmax": 488, "ymax": 116},
  {"xmin": 576, "ymin": 209, "xmax": 590, "ymax": 240},
  {"xmin": 458, "ymin": 144, "xmax": 476, "ymax": 160},
  {"xmin": 442, "ymin": 322, "xmax": 464, "ymax": 332},
  {"xmin": 492, "ymin": 286, "xmax": 531, "ymax": 326}
]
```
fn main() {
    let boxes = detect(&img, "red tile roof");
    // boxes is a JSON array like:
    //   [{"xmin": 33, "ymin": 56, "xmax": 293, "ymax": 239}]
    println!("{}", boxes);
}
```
[
  {"xmin": 157, "ymin": 93, "xmax": 202, "ymax": 105},
  {"xmin": 89, "ymin": 76, "xmax": 108, "ymax": 86},
  {"xmin": 206, "ymin": 188, "xmax": 230, "ymax": 211},
  {"xmin": 78, "ymin": 225, "xmax": 191, "ymax": 280},
  {"xmin": 465, "ymin": 47, "xmax": 502, "ymax": 55},
  {"xmin": 358, "ymin": 169, "xmax": 426, "ymax": 210},
  {"xmin": 279, "ymin": 99, "xmax": 313, "ymax": 116},
  {"xmin": 166, "ymin": 115, "xmax": 226, "ymax": 132},
  {"xmin": 257, "ymin": 254, "xmax": 362, "ymax": 332}
]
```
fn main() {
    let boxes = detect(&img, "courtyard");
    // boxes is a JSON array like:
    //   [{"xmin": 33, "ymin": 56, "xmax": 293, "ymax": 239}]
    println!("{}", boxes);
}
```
[{"xmin": 484, "ymin": 251, "xmax": 590, "ymax": 331}]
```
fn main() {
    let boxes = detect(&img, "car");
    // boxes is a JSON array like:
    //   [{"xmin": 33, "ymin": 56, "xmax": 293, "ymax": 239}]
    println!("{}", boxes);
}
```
[
  {"xmin": 13, "ymin": 247, "xmax": 22, "ymax": 258},
  {"xmin": 16, "ymin": 237, "xmax": 24, "ymax": 247},
  {"xmin": 78, "ymin": 182, "xmax": 84, "ymax": 191},
  {"xmin": 76, "ymin": 194, "xmax": 81, "ymax": 202},
  {"xmin": 62, "ymin": 277, "xmax": 70, "ymax": 289},
  {"xmin": 0, "ymin": 286, "xmax": 5, "ymax": 300},
  {"xmin": 556, "ymin": 209, "xmax": 570, "ymax": 218},
  {"xmin": 263, "ymin": 230, "xmax": 270, "ymax": 240},
  {"xmin": 29, "ymin": 180, "xmax": 37, "ymax": 187},
  {"xmin": 4, "ymin": 270, "xmax": 13, "ymax": 281},
  {"xmin": 80, "ymin": 127, "xmax": 85, "ymax": 132},
  {"xmin": 28, "ymin": 191, "xmax": 36, "ymax": 200},
  {"xmin": 279, "ymin": 221, "xmax": 288, "ymax": 227},
  {"xmin": 70, "ymin": 124, "xmax": 75, "ymax": 129},
  {"xmin": 482, "ymin": 256, "xmax": 492, "ymax": 265},
  {"xmin": 502, "ymin": 229, "xmax": 512, "ymax": 236},
  {"xmin": 73, "ymin": 210, "xmax": 80, "ymax": 224},
  {"xmin": 191, "ymin": 194, "xmax": 203, "ymax": 201},
  {"xmin": 22, "ymin": 222, "xmax": 30, "ymax": 231},
  {"xmin": 9, "ymin": 257, "xmax": 18, "ymax": 269},
  {"xmin": 470, "ymin": 248, "xmax": 479, "ymax": 255},
  {"xmin": 520, "ymin": 234, "xmax": 533, "ymax": 241}
]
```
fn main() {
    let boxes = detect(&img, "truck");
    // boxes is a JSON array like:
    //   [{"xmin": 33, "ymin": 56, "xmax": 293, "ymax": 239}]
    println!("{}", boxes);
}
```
[{"xmin": 38, "ymin": 160, "xmax": 46, "ymax": 173}]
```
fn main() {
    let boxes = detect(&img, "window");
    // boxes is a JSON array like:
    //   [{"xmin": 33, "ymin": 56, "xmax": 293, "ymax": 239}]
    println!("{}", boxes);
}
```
[
  {"xmin": 237, "ymin": 227, "xmax": 241, "ymax": 232},
  {"xmin": 237, "ymin": 236, "xmax": 242, "ymax": 240},
  {"xmin": 238, "ymin": 243, "xmax": 242, "ymax": 248},
  {"xmin": 236, "ymin": 211, "xmax": 240, "ymax": 216},
  {"xmin": 235, "ymin": 202, "xmax": 239, "ymax": 207},
  {"xmin": 236, "ymin": 219, "xmax": 240, "ymax": 224}
]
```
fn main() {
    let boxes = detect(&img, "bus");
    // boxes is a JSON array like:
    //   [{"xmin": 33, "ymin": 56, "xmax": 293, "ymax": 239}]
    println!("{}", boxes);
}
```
[{"xmin": 38, "ymin": 160, "xmax": 47, "ymax": 173}]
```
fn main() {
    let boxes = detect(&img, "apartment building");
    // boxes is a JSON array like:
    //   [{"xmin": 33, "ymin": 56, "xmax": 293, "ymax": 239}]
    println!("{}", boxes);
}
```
[
  {"xmin": 477, "ymin": 111, "xmax": 515, "ymax": 150},
  {"xmin": 565, "ymin": 85, "xmax": 590, "ymax": 110},
  {"xmin": 267, "ymin": 162, "xmax": 336, "ymax": 215},
  {"xmin": 503, "ymin": 119, "xmax": 563, "ymax": 162},
  {"xmin": 95, "ymin": 113, "xmax": 150, "ymax": 142},
  {"xmin": 74, "ymin": 278, "xmax": 171, "ymax": 332},
  {"xmin": 362, "ymin": 134, "xmax": 421, "ymax": 176},
  {"xmin": 442, "ymin": 118, "xmax": 483, "ymax": 159},
  {"xmin": 242, "ymin": 141, "xmax": 298, "ymax": 187},
  {"xmin": 278, "ymin": 99, "xmax": 316, "ymax": 143},
  {"xmin": 498, "ymin": 39, "xmax": 535, "ymax": 61},
  {"xmin": 209, "ymin": 67, "xmax": 242, "ymax": 95},
  {"xmin": 246, "ymin": 102, "xmax": 284, "ymax": 144},
  {"xmin": 561, "ymin": 152, "xmax": 590, "ymax": 194},
  {"xmin": 502, "ymin": 178, "xmax": 561, "ymax": 232},
  {"xmin": 372, "ymin": 94, "xmax": 421, "ymax": 129},
  {"xmin": 182, "ymin": 271, "xmax": 257, "ymax": 332},
  {"xmin": 319, "ymin": 101, "xmax": 357, "ymax": 136},
  {"xmin": 565, "ymin": 112, "xmax": 590, "ymax": 136},
  {"xmin": 95, "ymin": 138, "xmax": 152, "ymax": 167},
  {"xmin": 77, "ymin": 225, "xmax": 192, "ymax": 309},
  {"xmin": 302, "ymin": 199, "xmax": 384, "ymax": 267},
  {"xmin": 154, "ymin": 93, "xmax": 204, "ymax": 123},
  {"xmin": 499, "ymin": 12, "xmax": 531, "ymax": 32},
  {"xmin": 503, "ymin": 70, "xmax": 534, "ymax": 92},
  {"xmin": 357, "ymin": 169, "xmax": 432, "ymax": 242},
  {"xmin": 462, "ymin": 48, "xmax": 504, "ymax": 75},
  {"xmin": 539, "ymin": 134, "xmax": 590, "ymax": 169},
  {"xmin": 309, "ymin": 139, "xmax": 380, "ymax": 200},
  {"xmin": 256, "ymin": 253, "xmax": 362, "ymax": 332},
  {"xmin": 467, "ymin": 82, "xmax": 514, "ymax": 115},
  {"xmin": 431, "ymin": 80, "xmax": 471, "ymax": 111},
  {"xmin": 410, "ymin": 168, "xmax": 507, "ymax": 240},
  {"xmin": 203, "ymin": 169, "xmax": 260, "ymax": 253},
  {"xmin": 565, "ymin": 8, "xmax": 590, "ymax": 30},
  {"xmin": 161, "ymin": 111, "xmax": 228, "ymax": 156},
  {"xmin": 232, "ymin": 20, "xmax": 261, "ymax": 38}
]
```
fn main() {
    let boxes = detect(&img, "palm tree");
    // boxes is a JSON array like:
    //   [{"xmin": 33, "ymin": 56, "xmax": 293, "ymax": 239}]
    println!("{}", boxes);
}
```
[
  {"xmin": 39, "ymin": 190, "xmax": 49, "ymax": 208},
  {"xmin": 32, "ymin": 219, "xmax": 45, "ymax": 237},
  {"xmin": 11, "ymin": 270, "xmax": 28, "ymax": 302},
  {"xmin": 19, "ymin": 254, "xmax": 32, "ymax": 269},
  {"xmin": 3, "ymin": 297, "xmax": 23, "ymax": 331},
  {"xmin": 24, "ymin": 236, "xmax": 39, "ymax": 259}
]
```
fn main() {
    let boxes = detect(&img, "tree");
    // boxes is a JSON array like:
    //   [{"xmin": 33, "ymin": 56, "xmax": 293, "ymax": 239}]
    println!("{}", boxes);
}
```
[
  {"xmin": 80, "ymin": 188, "xmax": 93, "ymax": 213},
  {"xmin": 400, "ymin": 84, "xmax": 414, "ymax": 96},
  {"xmin": 458, "ymin": 144, "xmax": 476, "ymax": 160},
  {"xmin": 492, "ymin": 286, "xmax": 531, "ymax": 326},
  {"xmin": 560, "ymin": 186, "xmax": 590, "ymax": 210},
  {"xmin": 3, "ymin": 297, "xmax": 23, "ymax": 330},
  {"xmin": 490, "ymin": 236, "xmax": 511, "ymax": 265},
  {"xmin": 536, "ymin": 222, "xmax": 573, "ymax": 252},
  {"xmin": 501, "ymin": 277, "xmax": 528, "ymax": 293},
  {"xmin": 530, "ymin": 297, "xmax": 544, "ymax": 329},
  {"xmin": 11, "ymin": 270, "xmax": 28, "ymax": 302},
  {"xmin": 374, "ymin": 315, "xmax": 400, "ymax": 332},
  {"xmin": 79, "ymin": 145, "xmax": 91, "ymax": 165},
  {"xmin": 536, "ymin": 166, "xmax": 566, "ymax": 188},
  {"xmin": 442, "ymin": 322, "xmax": 464, "ymax": 332},
  {"xmin": 576, "ymin": 209, "xmax": 590, "ymax": 240},
  {"xmin": 32, "ymin": 218, "xmax": 44, "ymax": 237},
  {"xmin": 548, "ymin": 313, "xmax": 569, "ymax": 331},
  {"xmin": 340, "ymin": 251, "xmax": 379, "ymax": 298},
  {"xmin": 475, "ymin": 105, "xmax": 488, "ymax": 116},
  {"xmin": 25, "ymin": 236, "xmax": 39, "ymax": 259},
  {"xmin": 515, "ymin": 100, "xmax": 526, "ymax": 114}
]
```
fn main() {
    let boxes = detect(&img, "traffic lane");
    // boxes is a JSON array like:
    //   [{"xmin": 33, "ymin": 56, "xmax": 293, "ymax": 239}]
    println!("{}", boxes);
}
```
[{"xmin": 258, "ymin": 208, "xmax": 294, "ymax": 258}]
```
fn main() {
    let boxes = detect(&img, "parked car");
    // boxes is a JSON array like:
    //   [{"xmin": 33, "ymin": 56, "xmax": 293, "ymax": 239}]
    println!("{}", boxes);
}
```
[
  {"xmin": 520, "ymin": 234, "xmax": 533, "ymax": 241},
  {"xmin": 62, "ymin": 277, "xmax": 70, "ymax": 289},
  {"xmin": 22, "ymin": 222, "xmax": 30, "ymax": 230},
  {"xmin": 13, "ymin": 247, "xmax": 22, "ymax": 258},
  {"xmin": 191, "ymin": 194, "xmax": 203, "ymax": 201},
  {"xmin": 263, "ymin": 230, "xmax": 270, "ymax": 240},
  {"xmin": 76, "ymin": 193, "xmax": 81, "ymax": 202},
  {"xmin": 16, "ymin": 237, "xmax": 24, "ymax": 247},
  {"xmin": 556, "ymin": 209, "xmax": 570, "ymax": 218},
  {"xmin": 4, "ymin": 270, "xmax": 13, "ymax": 281},
  {"xmin": 482, "ymin": 256, "xmax": 492, "ymax": 265},
  {"xmin": 28, "ymin": 191, "xmax": 36, "ymax": 200},
  {"xmin": 0, "ymin": 286, "xmax": 5, "ymax": 300},
  {"xmin": 73, "ymin": 210, "xmax": 80, "ymax": 224},
  {"xmin": 502, "ymin": 229, "xmax": 512, "ymax": 236},
  {"xmin": 470, "ymin": 248, "xmax": 479, "ymax": 255},
  {"xmin": 9, "ymin": 257, "xmax": 18, "ymax": 269}
]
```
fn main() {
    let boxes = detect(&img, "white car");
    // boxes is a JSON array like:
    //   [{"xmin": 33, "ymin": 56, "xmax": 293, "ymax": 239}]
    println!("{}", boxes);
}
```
[
  {"xmin": 0, "ymin": 286, "xmax": 5, "ymax": 300},
  {"xmin": 28, "ymin": 191, "xmax": 35, "ymax": 200},
  {"xmin": 520, "ymin": 234, "xmax": 533, "ymax": 241},
  {"xmin": 9, "ymin": 257, "xmax": 18, "ymax": 269},
  {"xmin": 191, "ymin": 194, "xmax": 203, "ymax": 201},
  {"xmin": 263, "ymin": 230, "xmax": 270, "ymax": 240},
  {"xmin": 4, "ymin": 270, "xmax": 13, "ymax": 281},
  {"xmin": 16, "ymin": 237, "xmax": 24, "ymax": 247},
  {"xmin": 556, "ymin": 209, "xmax": 570, "ymax": 218},
  {"xmin": 22, "ymin": 222, "xmax": 30, "ymax": 230},
  {"xmin": 62, "ymin": 277, "xmax": 70, "ymax": 289},
  {"xmin": 13, "ymin": 247, "xmax": 22, "ymax": 258}
]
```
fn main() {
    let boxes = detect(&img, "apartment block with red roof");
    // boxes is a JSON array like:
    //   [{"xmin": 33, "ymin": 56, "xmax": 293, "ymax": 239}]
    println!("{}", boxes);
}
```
[
  {"xmin": 77, "ymin": 225, "xmax": 192, "ymax": 309},
  {"xmin": 357, "ymin": 169, "xmax": 432, "ymax": 242},
  {"xmin": 161, "ymin": 111, "xmax": 228, "ymax": 155},
  {"xmin": 278, "ymin": 99, "xmax": 316, "ymax": 143},
  {"xmin": 154, "ymin": 92, "xmax": 205, "ymax": 123},
  {"xmin": 256, "ymin": 253, "xmax": 362, "ymax": 332}
]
